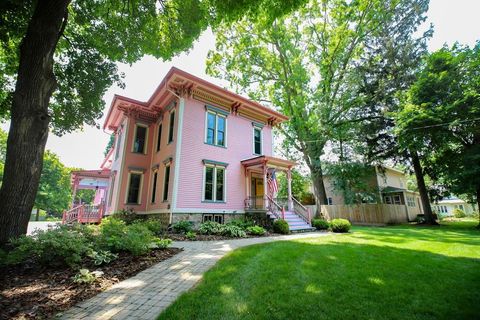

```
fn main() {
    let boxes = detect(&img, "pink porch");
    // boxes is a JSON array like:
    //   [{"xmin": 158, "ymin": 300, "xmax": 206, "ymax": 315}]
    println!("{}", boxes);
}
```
[{"xmin": 63, "ymin": 169, "xmax": 111, "ymax": 224}]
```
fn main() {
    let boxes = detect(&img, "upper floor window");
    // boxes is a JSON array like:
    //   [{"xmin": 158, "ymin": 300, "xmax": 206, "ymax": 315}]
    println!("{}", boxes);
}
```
[
  {"xmin": 133, "ymin": 124, "xmax": 147, "ymax": 154},
  {"xmin": 151, "ymin": 171, "xmax": 158, "ymax": 203},
  {"xmin": 127, "ymin": 172, "xmax": 142, "ymax": 204},
  {"xmin": 156, "ymin": 124, "xmax": 162, "ymax": 152},
  {"xmin": 168, "ymin": 111, "xmax": 175, "ymax": 144},
  {"xmin": 203, "ymin": 165, "xmax": 226, "ymax": 202},
  {"xmin": 253, "ymin": 127, "xmax": 262, "ymax": 155},
  {"xmin": 205, "ymin": 111, "xmax": 226, "ymax": 147}
]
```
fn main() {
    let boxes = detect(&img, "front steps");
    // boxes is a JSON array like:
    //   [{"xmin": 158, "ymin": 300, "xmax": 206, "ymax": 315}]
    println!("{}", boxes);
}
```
[{"xmin": 269, "ymin": 211, "xmax": 316, "ymax": 233}]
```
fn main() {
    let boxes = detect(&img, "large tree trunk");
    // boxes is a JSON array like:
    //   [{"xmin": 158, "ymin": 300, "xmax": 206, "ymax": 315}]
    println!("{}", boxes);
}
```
[
  {"xmin": 304, "ymin": 153, "xmax": 328, "ymax": 217},
  {"xmin": 0, "ymin": 0, "xmax": 70, "ymax": 245},
  {"xmin": 411, "ymin": 150, "xmax": 437, "ymax": 225}
]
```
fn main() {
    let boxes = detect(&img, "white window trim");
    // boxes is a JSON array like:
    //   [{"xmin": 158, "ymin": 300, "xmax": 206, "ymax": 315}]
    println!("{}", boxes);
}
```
[
  {"xmin": 162, "ymin": 164, "xmax": 171, "ymax": 202},
  {"xmin": 204, "ymin": 111, "xmax": 227, "ymax": 147},
  {"xmin": 202, "ymin": 164, "xmax": 227, "ymax": 202},
  {"xmin": 252, "ymin": 126, "xmax": 263, "ymax": 155},
  {"xmin": 131, "ymin": 123, "xmax": 149, "ymax": 154},
  {"xmin": 125, "ymin": 171, "xmax": 144, "ymax": 205}
]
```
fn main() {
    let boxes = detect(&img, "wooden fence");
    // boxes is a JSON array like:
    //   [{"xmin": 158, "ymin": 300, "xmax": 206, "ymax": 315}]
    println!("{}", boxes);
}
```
[{"xmin": 309, "ymin": 204, "xmax": 412, "ymax": 225}]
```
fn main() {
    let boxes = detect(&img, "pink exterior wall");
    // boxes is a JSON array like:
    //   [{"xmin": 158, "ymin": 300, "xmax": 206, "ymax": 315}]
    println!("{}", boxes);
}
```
[{"xmin": 176, "ymin": 97, "xmax": 273, "ymax": 212}]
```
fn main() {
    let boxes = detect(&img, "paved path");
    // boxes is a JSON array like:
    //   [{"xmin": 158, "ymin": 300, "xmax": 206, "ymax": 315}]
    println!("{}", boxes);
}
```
[
  {"xmin": 60, "ymin": 232, "xmax": 330, "ymax": 320},
  {"xmin": 27, "ymin": 221, "xmax": 59, "ymax": 235}
]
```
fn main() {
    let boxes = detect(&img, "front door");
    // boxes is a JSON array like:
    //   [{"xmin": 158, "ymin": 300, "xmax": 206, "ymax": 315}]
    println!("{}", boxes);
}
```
[{"xmin": 251, "ymin": 177, "xmax": 264, "ymax": 209}]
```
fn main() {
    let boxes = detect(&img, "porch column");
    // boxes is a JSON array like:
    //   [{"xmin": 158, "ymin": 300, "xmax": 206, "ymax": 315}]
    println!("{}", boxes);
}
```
[
  {"xmin": 287, "ymin": 168, "xmax": 293, "ymax": 211},
  {"xmin": 244, "ymin": 167, "xmax": 249, "ymax": 207},
  {"xmin": 263, "ymin": 163, "xmax": 269, "ymax": 210},
  {"xmin": 71, "ymin": 178, "xmax": 78, "ymax": 208}
]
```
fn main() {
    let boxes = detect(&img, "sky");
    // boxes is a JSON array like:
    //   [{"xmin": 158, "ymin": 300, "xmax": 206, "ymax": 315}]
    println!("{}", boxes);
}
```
[{"xmin": 2, "ymin": 0, "xmax": 480, "ymax": 169}]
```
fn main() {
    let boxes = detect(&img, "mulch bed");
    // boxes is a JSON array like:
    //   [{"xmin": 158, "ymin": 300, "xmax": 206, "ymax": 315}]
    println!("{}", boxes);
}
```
[
  {"xmin": 0, "ymin": 247, "xmax": 182, "ymax": 320},
  {"xmin": 166, "ymin": 232, "xmax": 281, "ymax": 241}
]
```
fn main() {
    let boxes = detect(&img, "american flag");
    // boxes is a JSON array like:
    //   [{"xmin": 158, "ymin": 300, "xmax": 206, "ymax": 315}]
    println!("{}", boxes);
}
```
[{"xmin": 267, "ymin": 169, "xmax": 278, "ymax": 194}]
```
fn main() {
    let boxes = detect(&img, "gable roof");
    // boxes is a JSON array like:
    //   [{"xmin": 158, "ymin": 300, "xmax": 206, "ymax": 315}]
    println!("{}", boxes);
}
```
[{"xmin": 103, "ymin": 67, "xmax": 288, "ymax": 131}]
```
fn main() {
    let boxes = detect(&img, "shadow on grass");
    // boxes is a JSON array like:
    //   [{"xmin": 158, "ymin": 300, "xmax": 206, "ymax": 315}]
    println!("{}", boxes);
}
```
[{"xmin": 158, "ymin": 240, "xmax": 479, "ymax": 320}]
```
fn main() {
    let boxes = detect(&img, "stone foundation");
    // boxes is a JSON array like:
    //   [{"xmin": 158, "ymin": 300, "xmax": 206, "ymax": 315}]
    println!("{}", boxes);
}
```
[{"xmin": 171, "ymin": 213, "xmax": 246, "ymax": 226}]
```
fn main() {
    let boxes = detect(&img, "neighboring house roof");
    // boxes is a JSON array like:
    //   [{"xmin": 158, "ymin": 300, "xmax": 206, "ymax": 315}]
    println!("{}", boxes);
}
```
[
  {"xmin": 103, "ymin": 67, "xmax": 289, "ymax": 131},
  {"xmin": 435, "ymin": 197, "xmax": 467, "ymax": 204},
  {"xmin": 381, "ymin": 186, "xmax": 406, "ymax": 193}
]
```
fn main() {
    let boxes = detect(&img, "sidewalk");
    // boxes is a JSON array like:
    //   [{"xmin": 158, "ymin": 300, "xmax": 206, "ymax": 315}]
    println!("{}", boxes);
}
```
[{"xmin": 60, "ymin": 232, "xmax": 330, "ymax": 320}]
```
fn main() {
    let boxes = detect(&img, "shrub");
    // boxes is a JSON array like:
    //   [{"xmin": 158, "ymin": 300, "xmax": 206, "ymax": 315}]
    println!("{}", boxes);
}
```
[
  {"xmin": 198, "ymin": 221, "xmax": 224, "ymax": 235},
  {"xmin": 185, "ymin": 231, "xmax": 196, "ymax": 240},
  {"xmin": 99, "ymin": 218, "xmax": 160, "ymax": 256},
  {"xmin": 222, "ymin": 225, "xmax": 246, "ymax": 238},
  {"xmin": 312, "ymin": 219, "xmax": 329, "ymax": 230},
  {"xmin": 227, "ymin": 218, "xmax": 254, "ymax": 230},
  {"xmin": 135, "ymin": 219, "xmax": 165, "ymax": 235},
  {"xmin": 453, "ymin": 208, "xmax": 466, "ymax": 218},
  {"xmin": 172, "ymin": 220, "xmax": 193, "ymax": 234},
  {"xmin": 72, "ymin": 269, "xmax": 102, "ymax": 284},
  {"xmin": 246, "ymin": 225, "xmax": 266, "ymax": 236},
  {"xmin": 7, "ymin": 225, "xmax": 93, "ymax": 267},
  {"xmin": 111, "ymin": 209, "xmax": 139, "ymax": 224},
  {"xmin": 154, "ymin": 238, "xmax": 172, "ymax": 249},
  {"xmin": 87, "ymin": 250, "xmax": 118, "ymax": 266},
  {"xmin": 330, "ymin": 219, "xmax": 351, "ymax": 233},
  {"xmin": 273, "ymin": 219, "xmax": 289, "ymax": 234}
]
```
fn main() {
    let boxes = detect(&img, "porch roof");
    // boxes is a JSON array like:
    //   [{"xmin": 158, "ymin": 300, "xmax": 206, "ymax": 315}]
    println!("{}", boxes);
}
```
[
  {"xmin": 71, "ymin": 169, "xmax": 111, "ymax": 189},
  {"xmin": 241, "ymin": 155, "xmax": 296, "ymax": 170}
]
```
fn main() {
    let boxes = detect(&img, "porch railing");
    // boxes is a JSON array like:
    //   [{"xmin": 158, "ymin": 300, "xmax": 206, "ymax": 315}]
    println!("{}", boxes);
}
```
[
  {"xmin": 244, "ymin": 196, "xmax": 265, "ymax": 210},
  {"xmin": 292, "ymin": 196, "xmax": 312, "ymax": 224},
  {"xmin": 62, "ymin": 204, "xmax": 103, "ymax": 224},
  {"xmin": 267, "ymin": 195, "xmax": 284, "ymax": 220}
]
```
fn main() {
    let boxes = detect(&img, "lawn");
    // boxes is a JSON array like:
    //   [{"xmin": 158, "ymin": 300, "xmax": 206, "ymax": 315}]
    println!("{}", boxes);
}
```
[{"xmin": 158, "ymin": 220, "xmax": 480, "ymax": 320}]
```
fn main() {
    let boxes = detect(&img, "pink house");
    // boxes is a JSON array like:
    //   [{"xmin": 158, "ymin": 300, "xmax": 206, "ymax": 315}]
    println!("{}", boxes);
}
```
[{"xmin": 67, "ymin": 68, "xmax": 313, "ymax": 231}]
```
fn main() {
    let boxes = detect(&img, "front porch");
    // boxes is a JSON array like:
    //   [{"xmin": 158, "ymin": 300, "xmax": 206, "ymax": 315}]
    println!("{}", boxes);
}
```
[
  {"xmin": 63, "ymin": 169, "xmax": 111, "ymax": 224},
  {"xmin": 241, "ymin": 156, "xmax": 314, "ymax": 231}
]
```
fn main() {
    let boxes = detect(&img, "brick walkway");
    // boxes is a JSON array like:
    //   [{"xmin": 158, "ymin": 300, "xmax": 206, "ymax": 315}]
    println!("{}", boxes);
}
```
[{"xmin": 60, "ymin": 232, "xmax": 330, "ymax": 320}]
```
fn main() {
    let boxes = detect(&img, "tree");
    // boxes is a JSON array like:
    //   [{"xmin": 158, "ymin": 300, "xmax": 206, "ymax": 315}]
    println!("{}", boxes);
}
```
[
  {"xmin": 207, "ymin": 0, "xmax": 429, "ymax": 216},
  {"xmin": 277, "ymin": 169, "xmax": 309, "ymax": 201},
  {"xmin": 0, "ymin": 0, "xmax": 307, "ymax": 244},
  {"xmin": 0, "ymin": 128, "xmax": 6, "ymax": 183},
  {"xmin": 104, "ymin": 134, "xmax": 114, "ymax": 157},
  {"xmin": 35, "ymin": 151, "xmax": 71, "ymax": 218},
  {"xmin": 74, "ymin": 189, "xmax": 95, "ymax": 204},
  {"xmin": 395, "ymin": 43, "xmax": 480, "ymax": 226}
]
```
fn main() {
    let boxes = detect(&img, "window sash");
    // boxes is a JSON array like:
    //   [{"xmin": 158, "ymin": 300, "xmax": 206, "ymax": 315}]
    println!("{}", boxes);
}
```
[
  {"xmin": 127, "ymin": 173, "xmax": 142, "ymax": 204},
  {"xmin": 133, "ymin": 125, "xmax": 147, "ymax": 154},
  {"xmin": 163, "ymin": 165, "xmax": 170, "ymax": 201},
  {"xmin": 156, "ymin": 124, "xmax": 162, "ymax": 152},
  {"xmin": 203, "ymin": 165, "xmax": 225, "ymax": 202},
  {"xmin": 168, "ymin": 111, "xmax": 175, "ymax": 143},
  {"xmin": 254, "ymin": 128, "xmax": 262, "ymax": 154},
  {"xmin": 151, "ymin": 172, "xmax": 158, "ymax": 203},
  {"xmin": 205, "ymin": 112, "xmax": 226, "ymax": 147}
]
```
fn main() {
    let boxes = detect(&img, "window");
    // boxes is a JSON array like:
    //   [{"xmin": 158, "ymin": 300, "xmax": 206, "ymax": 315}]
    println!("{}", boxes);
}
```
[
  {"xmin": 205, "ymin": 111, "xmax": 226, "ymax": 147},
  {"xmin": 384, "ymin": 196, "xmax": 392, "ymax": 204},
  {"xmin": 168, "ymin": 111, "xmax": 175, "ymax": 144},
  {"xmin": 151, "ymin": 171, "xmax": 158, "ymax": 203},
  {"xmin": 133, "ymin": 125, "xmax": 147, "ymax": 154},
  {"xmin": 115, "ymin": 131, "xmax": 122, "ymax": 160},
  {"xmin": 459, "ymin": 204, "xmax": 464, "ymax": 211},
  {"xmin": 156, "ymin": 124, "xmax": 162, "ymax": 152},
  {"xmin": 163, "ymin": 165, "xmax": 170, "ymax": 201},
  {"xmin": 203, "ymin": 214, "xmax": 224, "ymax": 224},
  {"xmin": 203, "ymin": 165, "xmax": 225, "ymax": 202},
  {"xmin": 407, "ymin": 196, "xmax": 415, "ymax": 207},
  {"xmin": 327, "ymin": 197, "xmax": 333, "ymax": 205},
  {"xmin": 127, "ymin": 173, "xmax": 142, "ymax": 204},
  {"xmin": 393, "ymin": 195, "xmax": 401, "ymax": 205},
  {"xmin": 253, "ymin": 127, "xmax": 262, "ymax": 155}
]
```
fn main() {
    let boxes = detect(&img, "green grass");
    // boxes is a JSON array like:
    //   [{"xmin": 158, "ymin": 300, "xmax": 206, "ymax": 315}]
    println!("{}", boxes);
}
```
[{"xmin": 158, "ymin": 221, "xmax": 480, "ymax": 320}]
